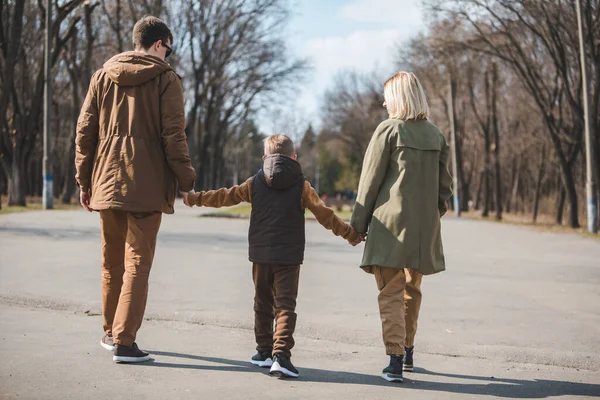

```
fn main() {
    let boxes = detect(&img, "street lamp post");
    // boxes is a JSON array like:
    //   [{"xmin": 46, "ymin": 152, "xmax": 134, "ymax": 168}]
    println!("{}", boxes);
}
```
[
  {"xmin": 448, "ymin": 71, "xmax": 460, "ymax": 217},
  {"xmin": 43, "ymin": 0, "xmax": 53, "ymax": 209},
  {"xmin": 576, "ymin": 0, "xmax": 598, "ymax": 233}
]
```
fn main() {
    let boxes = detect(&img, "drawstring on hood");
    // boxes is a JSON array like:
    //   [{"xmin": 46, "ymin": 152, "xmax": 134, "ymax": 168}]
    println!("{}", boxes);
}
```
[
  {"xmin": 259, "ymin": 154, "xmax": 304, "ymax": 190},
  {"xmin": 103, "ymin": 51, "xmax": 172, "ymax": 87}
]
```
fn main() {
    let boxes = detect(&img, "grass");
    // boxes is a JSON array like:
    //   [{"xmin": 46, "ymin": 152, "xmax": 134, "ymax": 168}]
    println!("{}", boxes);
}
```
[
  {"xmin": 207, "ymin": 204, "xmax": 597, "ymax": 239},
  {"xmin": 0, "ymin": 197, "xmax": 80, "ymax": 215},
  {"xmin": 461, "ymin": 210, "xmax": 600, "ymax": 240},
  {"xmin": 205, "ymin": 203, "xmax": 353, "ymax": 221}
]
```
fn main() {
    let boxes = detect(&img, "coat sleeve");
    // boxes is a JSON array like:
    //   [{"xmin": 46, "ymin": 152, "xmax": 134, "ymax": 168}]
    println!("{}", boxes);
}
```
[
  {"xmin": 438, "ymin": 136, "xmax": 453, "ymax": 217},
  {"xmin": 75, "ymin": 71, "xmax": 101, "ymax": 192},
  {"xmin": 160, "ymin": 71, "xmax": 196, "ymax": 192},
  {"xmin": 193, "ymin": 177, "xmax": 253, "ymax": 207},
  {"xmin": 350, "ymin": 122, "xmax": 392, "ymax": 234},
  {"xmin": 302, "ymin": 182, "xmax": 359, "ymax": 241}
]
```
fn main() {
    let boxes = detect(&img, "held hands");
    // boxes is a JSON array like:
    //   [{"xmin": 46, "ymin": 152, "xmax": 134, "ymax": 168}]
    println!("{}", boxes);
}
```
[
  {"xmin": 348, "ymin": 237, "xmax": 361, "ymax": 247},
  {"xmin": 180, "ymin": 189, "xmax": 196, "ymax": 208},
  {"xmin": 347, "ymin": 228, "xmax": 367, "ymax": 247}
]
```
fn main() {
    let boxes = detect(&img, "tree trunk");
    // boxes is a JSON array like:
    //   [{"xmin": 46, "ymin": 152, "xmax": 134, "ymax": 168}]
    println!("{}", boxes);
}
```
[
  {"xmin": 116, "ymin": 0, "xmax": 124, "ymax": 52},
  {"xmin": 61, "ymin": 132, "xmax": 77, "ymax": 204},
  {"xmin": 0, "ymin": 165, "xmax": 4, "ymax": 210},
  {"xmin": 532, "ymin": 146, "xmax": 546, "ymax": 223},
  {"xmin": 449, "ymin": 75, "xmax": 470, "ymax": 212},
  {"xmin": 561, "ymin": 163, "xmax": 580, "ymax": 228},
  {"xmin": 482, "ymin": 166, "xmax": 490, "ymax": 217},
  {"xmin": 556, "ymin": 188, "xmax": 566, "ymax": 225},
  {"xmin": 507, "ymin": 155, "xmax": 522, "ymax": 213},
  {"xmin": 62, "ymin": 51, "xmax": 80, "ymax": 204},
  {"xmin": 596, "ymin": 129, "xmax": 600, "ymax": 227},
  {"xmin": 491, "ymin": 63, "xmax": 502, "ymax": 220},
  {"xmin": 493, "ymin": 140, "xmax": 502, "ymax": 219},
  {"xmin": 7, "ymin": 150, "xmax": 26, "ymax": 206},
  {"xmin": 505, "ymin": 157, "xmax": 515, "ymax": 213},
  {"xmin": 474, "ymin": 170, "xmax": 484, "ymax": 210}
]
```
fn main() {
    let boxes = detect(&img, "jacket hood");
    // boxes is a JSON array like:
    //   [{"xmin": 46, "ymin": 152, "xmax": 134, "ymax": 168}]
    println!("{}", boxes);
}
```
[
  {"xmin": 259, "ymin": 154, "xmax": 304, "ymax": 190},
  {"xmin": 103, "ymin": 51, "xmax": 172, "ymax": 87}
]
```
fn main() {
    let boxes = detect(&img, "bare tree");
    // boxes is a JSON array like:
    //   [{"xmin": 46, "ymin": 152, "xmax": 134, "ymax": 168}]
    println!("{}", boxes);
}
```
[
  {"xmin": 181, "ymin": 0, "xmax": 308, "ymax": 190},
  {"xmin": 0, "ymin": 0, "xmax": 82, "ymax": 206},
  {"xmin": 61, "ymin": 2, "xmax": 99, "ymax": 203},
  {"xmin": 430, "ymin": 0, "xmax": 600, "ymax": 227},
  {"xmin": 320, "ymin": 70, "xmax": 387, "ymax": 190}
]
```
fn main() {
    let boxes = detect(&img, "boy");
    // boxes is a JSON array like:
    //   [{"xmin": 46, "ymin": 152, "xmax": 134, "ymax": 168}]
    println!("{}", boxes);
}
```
[{"xmin": 183, "ymin": 134, "xmax": 360, "ymax": 378}]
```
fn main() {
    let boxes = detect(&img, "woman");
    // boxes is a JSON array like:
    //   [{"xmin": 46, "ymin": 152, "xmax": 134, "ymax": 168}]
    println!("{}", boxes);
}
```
[{"xmin": 350, "ymin": 71, "xmax": 453, "ymax": 383}]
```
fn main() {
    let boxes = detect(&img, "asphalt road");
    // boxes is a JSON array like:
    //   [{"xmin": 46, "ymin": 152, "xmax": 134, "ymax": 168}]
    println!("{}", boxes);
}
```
[{"xmin": 1, "ymin": 203, "xmax": 599, "ymax": 399}]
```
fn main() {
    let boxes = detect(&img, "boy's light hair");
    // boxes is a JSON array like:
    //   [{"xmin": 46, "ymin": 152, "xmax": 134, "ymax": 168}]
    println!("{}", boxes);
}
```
[
  {"xmin": 383, "ymin": 71, "xmax": 429, "ymax": 120},
  {"xmin": 264, "ymin": 134, "xmax": 295, "ymax": 156}
]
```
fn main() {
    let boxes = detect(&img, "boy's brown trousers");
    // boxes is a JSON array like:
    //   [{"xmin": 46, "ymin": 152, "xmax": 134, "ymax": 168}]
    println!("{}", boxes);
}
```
[{"xmin": 252, "ymin": 263, "xmax": 300, "ymax": 358}]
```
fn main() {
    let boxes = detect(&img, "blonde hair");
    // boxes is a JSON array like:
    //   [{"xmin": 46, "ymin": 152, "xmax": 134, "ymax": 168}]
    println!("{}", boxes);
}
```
[
  {"xmin": 264, "ymin": 134, "xmax": 295, "ymax": 156},
  {"xmin": 383, "ymin": 71, "xmax": 429, "ymax": 120}
]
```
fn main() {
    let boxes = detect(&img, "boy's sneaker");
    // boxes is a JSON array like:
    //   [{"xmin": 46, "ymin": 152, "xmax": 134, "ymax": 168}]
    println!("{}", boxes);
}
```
[
  {"xmin": 100, "ymin": 334, "xmax": 114, "ymax": 351},
  {"xmin": 113, "ymin": 343, "xmax": 151, "ymax": 363},
  {"xmin": 251, "ymin": 351, "xmax": 273, "ymax": 368},
  {"xmin": 269, "ymin": 353, "xmax": 299, "ymax": 378},
  {"xmin": 403, "ymin": 346, "xmax": 414, "ymax": 372},
  {"xmin": 382, "ymin": 354, "xmax": 404, "ymax": 382}
]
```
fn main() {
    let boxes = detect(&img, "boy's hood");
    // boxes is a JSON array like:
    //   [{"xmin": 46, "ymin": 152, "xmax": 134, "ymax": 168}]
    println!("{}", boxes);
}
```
[
  {"xmin": 259, "ymin": 154, "xmax": 304, "ymax": 190},
  {"xmin": 103, "ymin": 51, "xmax": 172, "ymax": 87}
]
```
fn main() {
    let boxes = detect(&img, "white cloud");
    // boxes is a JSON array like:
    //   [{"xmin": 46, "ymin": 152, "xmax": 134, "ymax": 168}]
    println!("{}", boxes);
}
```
[
  {"xmin": 260, "ymin": 1, "xmax": 426, "ymax": 132},
  {"xmin": 302, "ymin": 28, "xmax": 400, "ymax": 93},
  {"xmin": 291, "ymin": 28, "xmax": 404, "ymax": 126},
  {"xmin": 340, "ymin": 0, "xmax": 423, "ymax": 26}
]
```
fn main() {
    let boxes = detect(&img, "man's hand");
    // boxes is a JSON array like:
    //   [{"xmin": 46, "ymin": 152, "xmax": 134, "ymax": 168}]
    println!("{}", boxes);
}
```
[
  {"xmin": 80, "ymin": 190, "xmax": 92, "ymax": 212},
  {"xmin": 180, "ymin": 189, "xmax": 196, "ymax": 208}
]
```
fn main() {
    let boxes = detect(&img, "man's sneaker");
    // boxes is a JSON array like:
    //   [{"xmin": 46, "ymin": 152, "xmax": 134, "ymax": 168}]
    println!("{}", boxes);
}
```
[
  {"xmin": 403, "ymin": 346, "xmax": 414, "ymax": 372},
  {"xmin": 382, "ymin": 354, "xmax": 404, "ymax": 382},
  {"xmin": 100, "ymin": 334, "xmax": 114, "ymax": 351},
  {"xmin": 269, "ymin": 353, "xmax": 299, "ymax": 378},
  {"xmin": 113, "ymin": 343, "xmax": 151, "ymax": 363},
  {"xmin": 251, "ymin": 351, "xmax": 273, "ymax": 368}
]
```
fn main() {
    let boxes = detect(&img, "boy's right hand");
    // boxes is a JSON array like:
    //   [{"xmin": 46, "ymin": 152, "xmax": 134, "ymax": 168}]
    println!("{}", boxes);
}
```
[{"xmin": 181, "ymin": 189, "xmax": 196, "ymax": 207}]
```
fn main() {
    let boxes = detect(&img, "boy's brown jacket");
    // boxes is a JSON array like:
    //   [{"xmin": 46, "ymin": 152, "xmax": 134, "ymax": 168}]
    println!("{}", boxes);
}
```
[{"xmin": 192, "ymin": 179, "xmax": 359, "ymax": 242}]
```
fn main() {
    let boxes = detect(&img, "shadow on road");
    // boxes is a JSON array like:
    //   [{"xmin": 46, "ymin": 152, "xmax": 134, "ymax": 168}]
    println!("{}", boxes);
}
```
[{"xmin": 142, "ymin": 351, "xmax": 600, "ymax": 398}]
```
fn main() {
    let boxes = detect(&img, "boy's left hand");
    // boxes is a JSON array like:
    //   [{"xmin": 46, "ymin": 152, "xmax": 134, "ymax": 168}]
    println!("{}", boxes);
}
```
[
  {"xmin": 347, "ymin": 227, "xmax": 363, "ymax": 247},
  {"xmin": 348, "ymin": 237, "xmax": 361, "ymax": 247}
]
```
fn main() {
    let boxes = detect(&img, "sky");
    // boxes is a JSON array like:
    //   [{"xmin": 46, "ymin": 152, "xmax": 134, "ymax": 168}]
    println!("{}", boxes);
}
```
[{"xmin": 269, "ymin": 0, "xmax": 425, "ymax": 133}]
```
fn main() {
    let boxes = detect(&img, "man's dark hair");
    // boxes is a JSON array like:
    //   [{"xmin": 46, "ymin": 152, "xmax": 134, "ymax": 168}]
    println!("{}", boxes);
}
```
[{"xmin": 132, "ymin": 16, "xmax": 173, "ymax": 50}]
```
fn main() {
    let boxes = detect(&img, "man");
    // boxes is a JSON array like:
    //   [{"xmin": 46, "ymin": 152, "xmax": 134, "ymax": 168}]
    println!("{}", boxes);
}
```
[{"xmin": 75, "ymin": 16, "xmax": 195, "ymax": 363}]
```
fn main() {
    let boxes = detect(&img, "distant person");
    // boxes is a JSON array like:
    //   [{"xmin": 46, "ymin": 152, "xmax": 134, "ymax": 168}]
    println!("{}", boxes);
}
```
[
  {"xmin": 182, "ymin": 134, "xmax": 361, "ymax": 378},
  {"xmin": 75, "ymin": 16, "xmax": 196, "ymax": 363},
  {"xmin": 350, "ymin": 71, "xmax": 453, "ymax": 382}
]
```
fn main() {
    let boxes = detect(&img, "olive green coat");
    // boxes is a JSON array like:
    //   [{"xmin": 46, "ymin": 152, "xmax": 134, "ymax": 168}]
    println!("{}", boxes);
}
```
[{"xmin": 350, "ymin": 118, "xmax": 453, "ymax": 275}]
